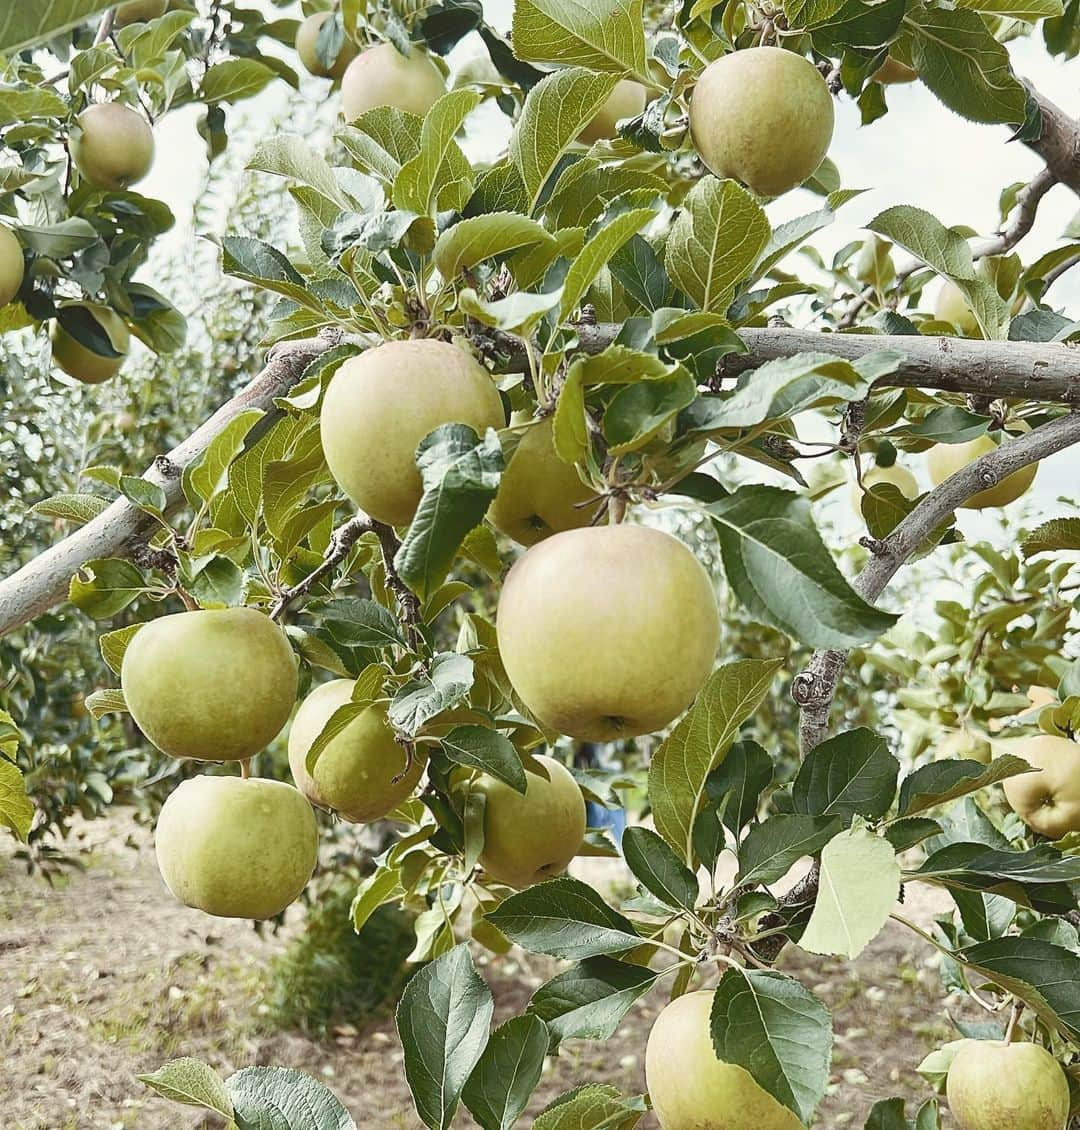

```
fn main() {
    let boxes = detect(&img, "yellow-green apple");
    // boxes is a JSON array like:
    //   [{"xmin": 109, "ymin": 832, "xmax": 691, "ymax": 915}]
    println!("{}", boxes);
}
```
[
  {"xmin": 320, "ymin": 338, "xmax": 504, "ymax": 525},
  {"xmin": 849, "ymin": 461, "xmax": 918, "ymax": 513},
  {"xmin": 288, "ymin": 680, "xmax": 425, "ymax": 821},
  {"xmin": 946, "ymin": 1039, "xmax": 1069, "ymax": 1130},
  {"xmin": 645, "ymin": 990, "xmax": 805, "ymax": 1130},
  {"xmin": 340, "ymin": 43, "xmax": 446, "ymax": 121},
  {"xmin": 935, "ymin": 728, "xmax": 991, "ymax": 765},
  {"xmin": 0, "ymin": 226, "xmax": 23, "ymax": 306},
  {"xmin": 690, "ymin": 46, "xmax": 834, "ymax": 197},
  {"xmin": 873, "ymin": 56, "xmax": 917, "ymax": 83},
  {"xmin": 579, "ymin": 80, "xmax": 647, "ymax": 143},
  {"xmin": 933, "ymin": 280, "xmax": 981, "ymax": 336},
  {"xmin": 114, "ymin": 0, "xmax": 167, "ymax": 25},
  {"xmin": 51, "ymin": 303, "xmax": 130, "ymax": 384},
  {"xmin": 295, "ymin": 12, "xmax": 358, "ymax": 79},
  {"xmin": 488, "ymin": 415, "xmax": 601, "ymax": 545},
  {"xmin": 926, "ymin": 422, "xmax": 1036, "ymax": 509},
  {"xmin": 70, "ymin": 102, "xmax": 154, "ymax": 190},
  {"xmin": 496, "ymin": 525, "xmax": 719, "ymax": 740},
  {"xmin": 1003, "ymin": 734, "xmax": 1080, "ymax": 839},
  {"xmin": 121, "ymin": 606, "xmax": 298, "ymax": 761},
  {"xmin": 463, "ymin": 754, "xmax": 586, "ymax": 888},
  {"xmin": 155, "ymin": 775, "xmax": 318, "ymax": 919}
]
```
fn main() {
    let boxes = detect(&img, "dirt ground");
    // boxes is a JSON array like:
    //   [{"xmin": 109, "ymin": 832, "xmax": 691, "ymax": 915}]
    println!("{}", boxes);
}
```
[{"xmin": 1, "ymin": 813, "xmax": 973, "ymax": 1129}]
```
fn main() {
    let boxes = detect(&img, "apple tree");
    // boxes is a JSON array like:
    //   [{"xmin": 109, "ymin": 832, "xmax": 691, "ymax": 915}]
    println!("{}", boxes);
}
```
[{"xmin": 3, "ymin": 0, "xmax": 1080, "ymax": 1127}]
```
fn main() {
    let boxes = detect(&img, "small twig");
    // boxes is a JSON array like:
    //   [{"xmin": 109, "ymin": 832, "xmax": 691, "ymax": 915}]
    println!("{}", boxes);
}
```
[
  {"xmin": 268, "ymin": 514, "xmax": 374, "ymax": 622},
  {"xmin": 1003, "ymin": 1000, "xmax": 1024, "ymax": 1044},
  {"xmin": 93, "ymin": 9, "xmax": 115, "ymax": 43},
  {"xmin": 240, "ymin": 758, "xmax": 252, "ymax": 780},
  {"xmin": 371, "ymin": 521, "xmax": 422, "ymax": 650}
]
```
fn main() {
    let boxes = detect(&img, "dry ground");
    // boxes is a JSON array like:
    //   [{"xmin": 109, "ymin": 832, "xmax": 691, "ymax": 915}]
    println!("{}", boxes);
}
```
[{"xmin": 1, "ymin": 813, "xmax": 973, "ymax": 1129}]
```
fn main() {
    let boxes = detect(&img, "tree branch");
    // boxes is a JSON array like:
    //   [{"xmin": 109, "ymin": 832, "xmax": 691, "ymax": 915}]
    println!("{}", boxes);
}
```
[
  {"xmin": 269, "ymin": 513, "xmax": 374, "ymax": 621},
  {"xmin": 1024, "ymin": 87, "xmax": 1080, "ymax": 198}
]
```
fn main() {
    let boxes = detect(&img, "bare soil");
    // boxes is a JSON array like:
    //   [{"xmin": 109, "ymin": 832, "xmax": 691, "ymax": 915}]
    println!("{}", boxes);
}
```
[{"xmin": 0, "ymin": 814, "xmax": 973, "ymax": 1129}]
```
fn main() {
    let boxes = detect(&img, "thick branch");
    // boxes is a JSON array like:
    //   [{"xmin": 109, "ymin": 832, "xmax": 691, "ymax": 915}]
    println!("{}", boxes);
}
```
[{"xmin": 1025, "ymin": 88, "xmax": 1080, "ymax": 198}]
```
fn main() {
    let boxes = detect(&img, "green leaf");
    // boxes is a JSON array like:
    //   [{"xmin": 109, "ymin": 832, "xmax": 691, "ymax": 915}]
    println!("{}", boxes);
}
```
[
  {"xmin": 68, "ymin": 558, "xmax": 149, "ymax": 619},
  {"xmin": 396, "ymin": 944, "xmax": 494, "ymax": 1130},
  {"xmin": 0, "ymin": 88, "xmax": 68, "ymax": 126},
  {"xmin": 226, "ymin": 1065, "xmax": 356, "ymax": 1129},
  {"xmin": 648, "ymin": 658, "xmax": 783, "ymax": 864},
  {"xmin": 509, "ymin": 68, "xmax": 619, "ymax": 211},
  {"xmin": 186, "ymin": 556, "xmax": 245, "ymax": 609},
  {"xmin": 790, "ymin": 728, "xmax": 899, "ymax": 824},
  {"xmin": 247, "ymin": 134, "xmax": 347, "ymax": 208},
  {"xmin": 434, "ymin": 213, "xmax": 552, "ymax": 279},
  {"xmin": 137, "ymin": 1058, "xmax": 233, "ymax": 1120},
  {"xmin": 897, "ymin": 754, "xmax": 1033, "ymax": 817},
  {"xmin": 29, "ymin": 492, "xmax": 110, "ymax": 526},
  {"xmin": 710, "ymin": 967, "xmax": 832, "ymax": 1124},
  {"xmin": 17, "ymin": 218, "xmax": 99, "ymax": 257},
  {"xmin": 621, "ymin": 826, "xmax": 699, "ymax": 910},
  {"xmin": 552, "ymin": 361, "xmax": 589, "ymax": 465},
  {"xmin": 390, "ymin": 653, "xmax": 475, "ymax": 738},
  {"xmin": 394, "ymin": 424, "xmax": 504, "ymax": 602},
  {"xmin": 99, "ymin": 623, "xmax": 143, "ymax": 676},
  {"xmin": 350, "ymin": 864, "xmax": 405, "ymax": 933},
  {"xmin": 560, "ymin": 208, "xmax": 654, "ymax": 321},
  {"xmin": 664, "ymin": 177, "xmax": 770, "ymax": 313},
  {"xmin": 119, "ymin": 475, "xmax": 166, "ymax": 517},
  {"xmin": 512, "ymin": 0, "xmax": 648, "ymax": 77},
  {"xmin": 184, "ymin": 409, "xmax": 266, "ymax": 507},
  {"xmin": 707, "ymin": 486, "xmax": 898, "ymax": 648},
  {"xmin": 528, "ymin": 957, "xmax": 657, "ymax": 1048},
  {"xmin": 393, "ymin": 90, "xmax": 481, "ymax": 216},
  {"xmin": 533, "ymin": 1084, "xmax": 643, "ymax": 1130},
  {"xmin": 0, "ymin": 756, "xmax": 34, "ymax": 843},
  {"xmin": 736, "ymin": 814, "xmax": 843, "ymax": 886},
  {"xmin": 459, "ymin": 288, "xmax": 562, "ymax": 335},
  {"xmin": 1021, "ymin": 517, "xmax": 1080, "ymax": 557},
  {"xmin": 486, "ymin": 876, "xmax": 641, "ymax": 959},
  {"xmin": 442, "ymin": 726, "xmax": 526, "ymax": 794},
  {"xmin": 799, "ymin": 825, "xmax": 901, "ymax": 958},
  {"xmin": 199, "ymin": 59, "xmax": 277, "ymax": 103},
  {"xmin": 696, "ymin": 740, "xmax": 774, "ymax": 859},
  {"xmin": 84, "ymin": 688, "xmax": 128, "ymax": 718},
  {"xmin": 603, "ymin": 371, "xmax": 696, "ymax": 454},
  {"xmin": 0, "ymin": 1, "xmax": 113, "ymax": 53},
  {"xmin": 322, "ymin": 599, "xmax": 406, "ymax": 649},
  {"xmin": 462, "ymin": 1015, "xmax": 549, "ymax": 1130}
]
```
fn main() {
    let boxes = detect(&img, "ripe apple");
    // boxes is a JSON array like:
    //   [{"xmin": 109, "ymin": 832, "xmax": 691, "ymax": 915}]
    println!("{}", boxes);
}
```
[
  {"xmin": 295, "ymin": 12, "xmax": 358, "ymax": 80},
  {"xmin": 70, "ymin": 102, "xmax": 154, "ymax": 190},
  {"xmin": 946, "ymin": 1039, "xmax": 1069, "ymax": 1130},
  {"xmin": 340, "ymin": 43, "xmax": 446, "ymax": 122},
  {"xmin": 646, "ymin": 990, "xmax": 804, "ymax": 1130},
  {"xmin": 114, "ymin": 0, "xmax": 167, "ymax": 25},
  {"xmin": 51, "ymin": 303, "xmax": 130, "ymax": 384},
  {"xmin": 464, "ymin": 754, "xmax": 586, "ymax": 889},
  {"xmin": 926, "ymin": 422, "xmax": 1036, "ymax": 509},
  {"xmin": 488, "ymin": 416, "xmax": 601, "ymax": 545},
  {"xmin": 288, "ymin": 680, "xmax": 425, "ymax": 822},
  {"xmin": 849, "ymin": 461, "xmax": 918, "ymax": 513},
  {"xmin": 935, "ymin": 728, "xmax": 991, "ymax": 765},
  {"xmin": 320, "ymin": 339, "xmax": 504, "ymax": 526},
  {"xmin": 1003, "ymin": 734, "xmax": 1080, "ymax": 839},
  {"xmin": 121, "ymin": 606, "xmax": 298, "ymax": 761},
  {"xmin": 933, "ymin": 280, "xmax": 981, "ymax": 336},
  {"xmin": 873, "ymin": 56, "xmax": 917, "ymax": 84},
  {"xmin": 155, "ymin": 775, "xmax": 319, "ymax": 919},
  {"xmin": 496, "ymin": 525, "xmax": 719, "ymax": 741},
  {"xmin": 689, "ymin": 46, "xmax": 834, "ymax": 197},
  {"xmin": 579, "ymin": 80, "xmax": 647, "ymax": 143},
  {"xmin": 0, "ymin": 225, "xmax": 24, "ymax": 307}
]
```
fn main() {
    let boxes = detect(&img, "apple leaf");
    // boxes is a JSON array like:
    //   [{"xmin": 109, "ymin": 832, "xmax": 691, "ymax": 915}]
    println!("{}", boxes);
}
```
[
  {"xmin": 486, "ymin": 876, "xmax": 641, "ymax": 960},
  {"xmin": 29, "ymin": 492, "xmax": 110, "ymax": 526},
  {"xmin": 896, "ymin": 754, "xmax": 1033, "ymax": 817},
  {"xmin": 434, "ymin": 213, "xmax": 552, "ymax": 279},
  {"xmin": 389, "ymin": 653, "xmax": 474, "ymax": 738},
  {"xmin": 322, "ymin": 598, "xmax": 406, "ymax": 649},
  {"xmin": 68, "ymin": 557, "xmax": 151, "ymax": 620},
  {"xmin": 621, "ymin": 827, "xmax": 699, "ymax": 910},
  {"xmin": 706, "ymin": 486, "xmax": 899, "ymax": 648},
  {"xmin": 98, "ymin": 623, "xmax": 144, "ymax": 676},
  {"xmin": 393, "ymin": 90, "xmax": 481, "ymax": 217},
  {"xmin": 137, "ymin": 1057, "xmax": 233, "ymax": 1119},
  {"xmin": 0, "ymin": 755, "xmax": 34, "ymax": 844},
  {"xmin": 0, "ymin": 1, "xmax": 113, "ymax": 53},
  {"xmin": 559, "ymin": 207, "xmax": 654, "ymax": 321},
  {"xmin": 648, "ymin": 657, "xmax": 783, "ymax": 864},
  {"xmin": 799, "ymin": 825, "xmax": 901, "ymax": 959},
  {"xmin": 512, "ymin": 0, "xmax": 649, "ymax": 78},
  {"xmin": 462, "ymin": 1015, "xmax": 549, "ymax": 1130},
  {"xmin": 710, "ymin": 967, "xmax": 833, "ymax": 1124},
  {"xmin": 1021, "ymin": 517, "xmax": 1080, "ymax": 557},
  {"xmin": 527, "ymin": 957, "xmax": 658, "ymax": 1048},
  {"xmin": 83, "ymin": 688, "xmax": 129, "ymax": 718},
  {"xmin": 736, "ymin": 814, "xmax": 843, "ymax": 887},
  {"xmin": 790, "ymin": 728, "xmax": 900, "ymax": 824},
  {"xmin": 396, "ymin": 944, "xmax": 493, "ymax": 1130},
  {"xmin": 350, "ymin": 864, "xmax": 405, "ymax": 933},
  {"xmin": 533, "ymin": 1084, "xmax": 644, "ymax": 1130},
  {"xmin": 441, "ymin": 725, "xmax": 527, "ymax": 794},
  {"xmin": 226, "ymin": 1065, "xmax": 356, "ymax": 1129}
]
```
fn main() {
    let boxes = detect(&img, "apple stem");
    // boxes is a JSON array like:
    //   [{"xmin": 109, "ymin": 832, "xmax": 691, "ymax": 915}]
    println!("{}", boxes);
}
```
[
  {"xmin": 1003, "ymin": 1000, "xmax": 1023, "ymax": 1045},
  {"xmin": 240, "ymin": 758, "xmax": 252, "ymax": 780}
]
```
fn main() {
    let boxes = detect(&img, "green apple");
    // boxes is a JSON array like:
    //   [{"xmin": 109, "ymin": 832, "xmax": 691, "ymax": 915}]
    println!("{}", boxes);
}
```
[
  {"xmin": 51, "ymin": 303, "xmax": 130, "ymax": 384},
  {"xmin": 70, "ymin": 102, "xmax": 154, "ymax": 190},
  {"xmin": 946, "ymin": 1039, "xmax": 1069, "ymax": 1130},
  {"xmin": 340, "ymin": 43, "xmax": 446, "ymax": 122},
  {"xmin": 0, "ymin": 225, "xmax": 24, "ymax": 307},
  {"xmin": 926, "ymin": 422, "xmax": 1036, "ymax": 509},
  {"xmin": 873, "ymin": 56, "xmax": 917, "ymax": 84},
  {"xmin": 579, "ymin": 79, "xmax": 647, "ymax": 143},
  {"xmin": 935, "ymin": 728, "xmax": 991, "ymax": 765},
  {"xmin": 1003, "ymin": 734, "xmax": 1080, "ymax": 839},
  {"xmin": 320, "ymin": 338, "xmax": 504, "ymax": 526},
  {"xmin": 933, "ymin": 280, "xmax": 981, "ymax": 336},
  {"xmin": 646, "ymin": 990, "xmax": 805, "ymax": 1130},
  {"xmin": 121, "ymin": 606, "xmax": 298, "ymax": 761},
  {"xmin": 488, "ymin": 416, "xmax": 601, "ymax": 546},
  {"xmin": 155, "ymin": 775, "xmax": 318, "ymax": 919},
  {"xmin": 114, "ymin": 0, "xmax": 167, "ymax": 25},
  {"xmin": 295, "ymin": 12, "xmax": 358, "ymax": 80},
  {"xmin": 850, "ymin": 461, "xmax": 918, "ymax": 513},
  {"xmin": 464, "ymin": 754, "xmax": 586, "ymax": 889},
  {"xmin": 690, "ymin": 46, "xmax": 834, "ymax": 197},
  {"xmin": 288, "ymin": 680, "xmax": 425, "ymax": 822},
  {"xmin": 496, "ymin": 525, "xmax": 719, "ymax": 741}
]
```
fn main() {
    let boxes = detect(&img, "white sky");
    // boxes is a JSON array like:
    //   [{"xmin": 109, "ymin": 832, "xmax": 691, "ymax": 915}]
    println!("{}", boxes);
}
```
[{"xmin": 137, "ymin": 2, "xmax": 1080, "ymax": 546}]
